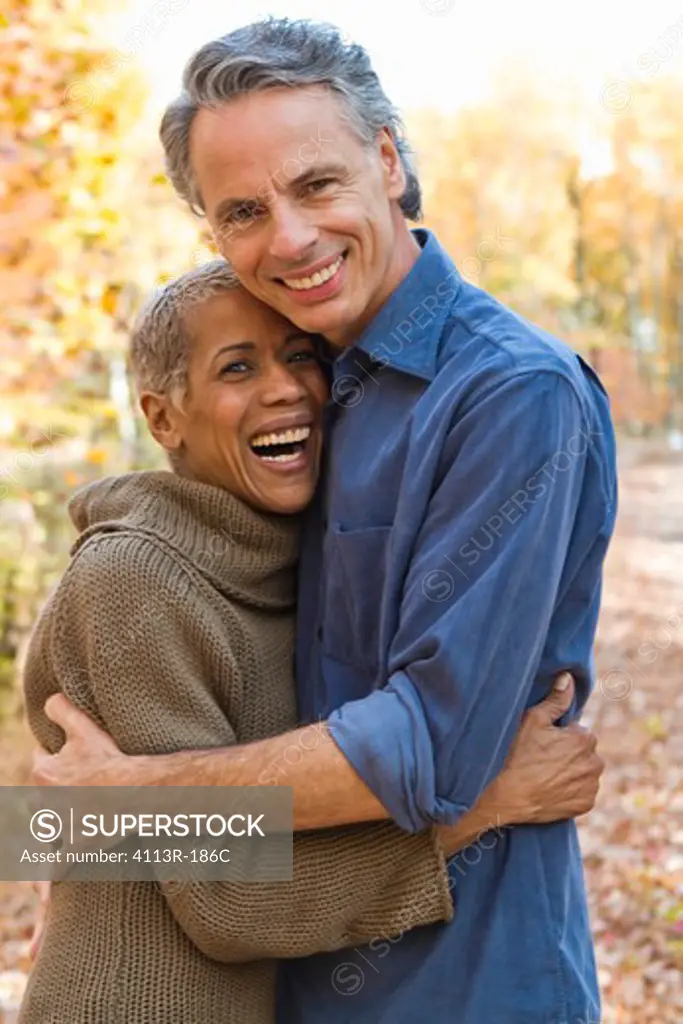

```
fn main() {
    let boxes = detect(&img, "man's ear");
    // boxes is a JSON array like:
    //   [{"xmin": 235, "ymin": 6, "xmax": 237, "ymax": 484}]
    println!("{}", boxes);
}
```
[
  {"xmin": 377, "ymin": 127, "xmax": 407, "ymax": 201},
  {"xmin": 139, "ymin": 391, "xmax": 184, "ymax": 454}
]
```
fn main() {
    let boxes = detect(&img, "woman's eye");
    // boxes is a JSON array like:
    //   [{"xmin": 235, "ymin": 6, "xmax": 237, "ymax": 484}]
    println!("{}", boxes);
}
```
[
  {"xmin": 288, "ymin": 349, "xmax": 318, "ymax": 364},
  {"xmin": 221, "ymin": 360, "xmax": 251, "ymax": 375}
]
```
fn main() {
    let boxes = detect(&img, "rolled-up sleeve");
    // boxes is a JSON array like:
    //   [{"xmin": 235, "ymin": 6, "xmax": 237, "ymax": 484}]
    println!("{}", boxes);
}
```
[{"xmin": 327, "ymin": 370, "xmax": 602, "ymax": 831}]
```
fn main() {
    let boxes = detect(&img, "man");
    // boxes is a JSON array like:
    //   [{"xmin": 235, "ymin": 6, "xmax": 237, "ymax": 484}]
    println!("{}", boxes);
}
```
[{"xmin": 35, "ymin": 18, "xmax": 616, "ymax": 1024}]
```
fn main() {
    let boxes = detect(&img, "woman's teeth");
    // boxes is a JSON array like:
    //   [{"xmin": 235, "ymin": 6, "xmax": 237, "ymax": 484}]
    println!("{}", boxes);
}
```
[
  {"xmin": 251, "ymin": 426, "xmax": 310, "ymax": 449},
  {"xmin": 282, "ymin": 255, "xmax": 344, "ymax": 291},
  {"xmin": 260, "ymin": 451, "xmax": 302, "ymax": 464},
  {"xmin": 250, "ymin": 425, "xmax": 311, "ymax": 463}
]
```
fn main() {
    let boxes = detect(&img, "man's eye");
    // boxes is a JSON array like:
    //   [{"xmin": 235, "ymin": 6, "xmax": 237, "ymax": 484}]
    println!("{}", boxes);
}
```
[
  {"xmin": 304, "ymin": 178, "xmax": 334, "ymax": 195},
  {"xmin": 228, "ymin": 203, "xmax": 264, "ymax": 225}
]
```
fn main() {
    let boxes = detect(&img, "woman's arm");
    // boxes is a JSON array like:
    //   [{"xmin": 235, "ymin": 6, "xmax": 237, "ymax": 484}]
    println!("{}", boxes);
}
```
[{"xmin": 25, "ymin": 532, "xmax": 452, "ymax": 962}]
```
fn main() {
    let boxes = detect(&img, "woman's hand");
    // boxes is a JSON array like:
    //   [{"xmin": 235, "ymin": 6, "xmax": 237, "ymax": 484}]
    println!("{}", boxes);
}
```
[
  {"xmin": 438, "ymin": 673, "xmax": 604, "ymax": 855},
  {"xmin": 490, "ymin": 673, "xmax": 603, "ymax": 825}
]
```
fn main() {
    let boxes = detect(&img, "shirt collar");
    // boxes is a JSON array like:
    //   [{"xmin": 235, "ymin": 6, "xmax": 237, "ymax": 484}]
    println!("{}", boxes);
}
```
[{"xmin": 340, "ymin": 228, "xmax": 462, "ymax": 383}]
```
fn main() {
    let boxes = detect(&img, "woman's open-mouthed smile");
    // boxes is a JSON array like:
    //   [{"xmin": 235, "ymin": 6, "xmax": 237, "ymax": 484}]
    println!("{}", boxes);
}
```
[{"xmin": 143, "ymin": 287, "xmax": 329, "ymax": 515}]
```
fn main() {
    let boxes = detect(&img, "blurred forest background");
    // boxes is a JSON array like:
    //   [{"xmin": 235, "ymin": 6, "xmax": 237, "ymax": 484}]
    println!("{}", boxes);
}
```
[{"xmin": 1, "ymin": 0, "xmax": 682, "ymax": 1020}]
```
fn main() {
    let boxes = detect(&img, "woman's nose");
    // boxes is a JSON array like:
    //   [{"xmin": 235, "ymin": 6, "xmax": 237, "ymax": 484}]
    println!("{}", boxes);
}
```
[{"xmin": 260, "ymin": 364, "xmax": 307, "ymax": 406}]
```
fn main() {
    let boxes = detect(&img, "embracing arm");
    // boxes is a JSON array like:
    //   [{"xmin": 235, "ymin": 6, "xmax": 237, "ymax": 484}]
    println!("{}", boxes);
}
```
[
  {"xmin": 26, "ymin": 534, "xmax": 456, "ymax": 962},
  {"xmin": 39, "ymin": 372, "xmax": 606, "ymax": 833}
]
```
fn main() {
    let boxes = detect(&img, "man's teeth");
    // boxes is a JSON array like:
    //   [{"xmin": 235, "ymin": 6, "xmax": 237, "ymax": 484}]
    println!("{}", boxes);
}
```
[
  {"xmin": 251, "ymin": 426, "xmax": 311, "ymax": 449},
  {"xmin": 283, "ymin": 255, "xmax": 344, "ymax": 291}
]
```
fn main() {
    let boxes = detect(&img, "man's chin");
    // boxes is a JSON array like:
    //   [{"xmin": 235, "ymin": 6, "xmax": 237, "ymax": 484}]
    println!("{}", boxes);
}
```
[{"xmin": 282, "ymin": 294, "xmax": 356, "ymax": 343}]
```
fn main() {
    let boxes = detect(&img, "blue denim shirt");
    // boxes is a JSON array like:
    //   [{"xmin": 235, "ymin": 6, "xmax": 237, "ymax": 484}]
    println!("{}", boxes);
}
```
[{"xmin": 278, "ymin": 229, "xmax": 617, "ymax": 1024}]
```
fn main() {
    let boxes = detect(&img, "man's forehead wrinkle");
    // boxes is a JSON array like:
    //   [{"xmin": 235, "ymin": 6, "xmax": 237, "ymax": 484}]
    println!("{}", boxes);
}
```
[
  {"xmin": 194, "ymin": 96, "xmax": 343, "ymax": 158},
  {"xmin": 211, "ymin": 154, "xmax": 342, "ymax": 221},
  {"xmin": 190, "ymin": 93, "xmax": 352, "ymax": 228}
]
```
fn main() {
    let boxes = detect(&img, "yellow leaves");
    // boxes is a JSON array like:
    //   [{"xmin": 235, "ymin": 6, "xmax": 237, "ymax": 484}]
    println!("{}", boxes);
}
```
[
  {"xmin": 149, "ymin": 171, "xmax": 168, "ymax": 186},
  {"xmin": 643, "ymin": 713, "xmax": 668, "ymax": 741},
  {"xmin": 663, "ymin": 903, "xmax": 683, "ymax": 924},
  {"xmin": 85, "ymin": 447, "xmax": 107, "ymax": 466},
  {"xmin": 98, "ymin": 206, "xmax": 118, "ymax": 223}
]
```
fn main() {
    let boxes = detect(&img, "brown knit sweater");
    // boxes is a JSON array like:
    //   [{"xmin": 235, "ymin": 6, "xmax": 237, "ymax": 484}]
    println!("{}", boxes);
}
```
[{"xmin": 20, "ymin": 471, "xmax": 453, "ymax": 1024}]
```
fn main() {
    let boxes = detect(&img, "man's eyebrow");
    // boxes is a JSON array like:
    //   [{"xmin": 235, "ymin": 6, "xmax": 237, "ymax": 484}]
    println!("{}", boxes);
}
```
[
  {"xmin": 213, "ymin": 163, "xmax": 346, "ymax": 224},
  {"xmin": 289, "ymin": 162, "xmax": 346, "ymax": 188}
]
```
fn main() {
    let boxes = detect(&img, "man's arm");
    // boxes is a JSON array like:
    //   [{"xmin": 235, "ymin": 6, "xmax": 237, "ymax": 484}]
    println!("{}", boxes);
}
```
[
  {"xmin": 36, "ymin": 371, "xmax": 608, "ymax": 831},
  {"xmin": 31, "ymin": 675, "xmax": 602, "ymax": 959},
  {"xmin": 38, "ymin": 671, "xmax": 602, "ymax": 832},
  {"xmin": 27, "ymin": 536, "xmax": 458, "ymax": 957}
]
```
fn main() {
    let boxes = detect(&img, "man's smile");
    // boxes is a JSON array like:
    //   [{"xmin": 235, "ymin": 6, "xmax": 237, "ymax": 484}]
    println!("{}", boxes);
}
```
[{"xmin": 274, "ymin": 252, "xmax": 348, "ymax": 303}]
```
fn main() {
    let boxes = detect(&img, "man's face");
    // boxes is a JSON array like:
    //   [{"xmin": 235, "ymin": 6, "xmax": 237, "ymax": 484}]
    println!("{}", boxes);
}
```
[{"xmin": 188, "ymin": 86, "xmax": 409, "ymax": 346}]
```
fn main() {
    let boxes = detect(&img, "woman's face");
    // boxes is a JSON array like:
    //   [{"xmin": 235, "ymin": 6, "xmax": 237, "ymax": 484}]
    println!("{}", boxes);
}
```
[{"xmin": 146, "ymin": 288, "xmax": 328, "ymax": 515}]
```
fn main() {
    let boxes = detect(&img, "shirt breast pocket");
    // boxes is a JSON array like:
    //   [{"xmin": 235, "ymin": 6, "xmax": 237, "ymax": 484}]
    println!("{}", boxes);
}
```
[{"xmin": 323, "ymin": 523, "xmax": 393, "ymax": 676}]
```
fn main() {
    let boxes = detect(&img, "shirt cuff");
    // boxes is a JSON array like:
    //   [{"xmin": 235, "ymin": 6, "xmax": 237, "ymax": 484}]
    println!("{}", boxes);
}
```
[{"xmin": 326, "ymin": 672, "xmax": 469, "ymax": 832}]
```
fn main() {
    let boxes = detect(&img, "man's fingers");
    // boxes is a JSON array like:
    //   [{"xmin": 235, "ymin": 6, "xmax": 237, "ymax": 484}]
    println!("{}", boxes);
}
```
[
  {"xmin": 44, "ymin": 694, "xmax": 107, "ymax": 743},
  {"xmin": 44, "ymin": 693, "xmax": 85, "ymax": 732},
  {"xmin": 565, "ymin": 722, "xmax": 598, "ymax": 752},
  {"xmin": 44, "ymin": 694, "xmax": 121, "ymax": 752},
  {"xmin": 29, "ymin": 880, "xmax": 51, "ymax": 959},
  {"xmin": 34, "ymin": 880, "xmax": 51, "ymax": 906},
  {"xmin": 533, "ymin": 672, "xmax": 576, "ymax": 725},
  {"xmin": 32, "ymin": 749, "xmax": 64, "ymax": 787}
]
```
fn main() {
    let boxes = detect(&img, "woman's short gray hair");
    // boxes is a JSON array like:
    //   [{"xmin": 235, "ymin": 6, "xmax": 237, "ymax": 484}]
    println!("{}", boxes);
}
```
[
  {"xmin": 159, "ymin": 18, "xmax": 422, "ymax": 221},
  {"xmin": 129, "ymin": 259, "xmax": 240, "ymax": 402}
]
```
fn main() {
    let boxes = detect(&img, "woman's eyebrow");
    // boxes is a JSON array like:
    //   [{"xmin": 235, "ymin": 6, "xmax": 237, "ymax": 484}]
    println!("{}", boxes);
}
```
[
  {"xmin": 283, "ymin": 331, "xmax": 314, "ymax": 345},
  {"xmin": 208, "ymin": 335, "xmax": 312, "ymax": 368},
  {"xmin": 211, "ymin": 342, "xmax": 256, "ymax": 364}
]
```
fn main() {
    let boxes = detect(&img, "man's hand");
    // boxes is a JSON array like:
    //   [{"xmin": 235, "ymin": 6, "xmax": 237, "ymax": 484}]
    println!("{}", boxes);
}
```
[
  {"xmin": 438, "ymin": 672, "xmax": 603, "ymax": 854},
  {"xmin": 28, "ymin": 880, "xmax": 51, "ymax": 959},
  {"xmin": 32, "ymin": 694, "xmax": 125, "ymax": 787}
]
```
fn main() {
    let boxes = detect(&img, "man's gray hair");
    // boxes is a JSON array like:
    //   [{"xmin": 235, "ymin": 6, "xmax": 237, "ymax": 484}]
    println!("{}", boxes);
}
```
[
  {"xmin": 159, "ymin": 18, "xmax": 422, "ymax": 221},
  {"xmin": 129, "ymin": 259, "xmax": 240, "ymax": 401}
]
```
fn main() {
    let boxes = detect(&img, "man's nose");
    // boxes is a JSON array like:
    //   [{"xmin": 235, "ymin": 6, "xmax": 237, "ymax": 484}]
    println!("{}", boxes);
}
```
[{"xmin": 268, "ymin": 200, "xmax": 318, "ymax": 263}]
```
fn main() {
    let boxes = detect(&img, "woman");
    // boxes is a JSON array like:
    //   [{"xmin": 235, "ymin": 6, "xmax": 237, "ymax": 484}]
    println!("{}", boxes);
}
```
[{"xmin": 21, "ymin": 261, "xmax": 556, "ymax": 1023}]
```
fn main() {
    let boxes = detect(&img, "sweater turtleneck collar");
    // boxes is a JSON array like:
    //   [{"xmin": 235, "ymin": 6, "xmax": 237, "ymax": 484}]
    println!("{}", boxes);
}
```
[{"xmin": 68, "ymin": 471, "xmax": 300, "ymax": 611}]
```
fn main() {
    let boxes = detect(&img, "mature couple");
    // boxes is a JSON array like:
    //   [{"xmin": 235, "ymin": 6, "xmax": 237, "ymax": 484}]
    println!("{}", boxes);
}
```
[{"xmin": 22, "ymin": 17, "xmax": 616, "ymax": 1024}]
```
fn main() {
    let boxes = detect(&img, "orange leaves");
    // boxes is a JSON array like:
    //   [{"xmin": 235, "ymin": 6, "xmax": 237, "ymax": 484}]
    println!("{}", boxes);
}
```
[{"xmin": 100, "ymin": 283, "xmax": 121, "ymax": 316}]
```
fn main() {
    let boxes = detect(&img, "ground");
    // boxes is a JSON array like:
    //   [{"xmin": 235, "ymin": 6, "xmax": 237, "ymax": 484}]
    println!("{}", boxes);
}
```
[
  {"xmin": 579, "ymin": 440, "xmax": 683, "ymax": 1023},
  {"xmin": 0, "ymin": 440, "xmax": 681, "ymax": 1023}
]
